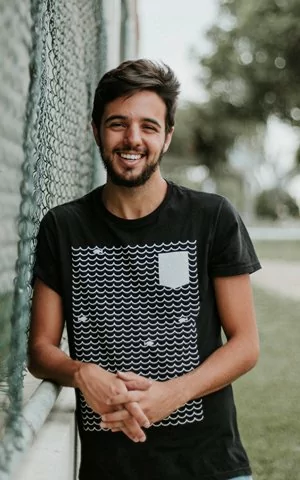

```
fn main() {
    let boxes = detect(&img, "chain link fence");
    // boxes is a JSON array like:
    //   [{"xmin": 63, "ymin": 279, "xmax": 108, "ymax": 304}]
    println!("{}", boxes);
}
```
[{"xmin": 0, "ymin": 0, "xmax": 107, "ymax": 473}]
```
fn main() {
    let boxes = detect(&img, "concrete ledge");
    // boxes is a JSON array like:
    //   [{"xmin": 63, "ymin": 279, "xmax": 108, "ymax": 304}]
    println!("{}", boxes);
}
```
[{"xmin": 13, "ymin": 386, "xmax": 76, "ymax": 480}]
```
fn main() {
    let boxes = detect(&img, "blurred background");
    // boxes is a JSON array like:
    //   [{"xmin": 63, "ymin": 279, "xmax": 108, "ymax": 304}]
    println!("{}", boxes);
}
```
[
  {"xmin": 139, "ymin": 4, "xmax": 300, "ymax": 479},
  {"xmin": 140, "ymin": 0, "xmax": 300, "ymax": 225},
  {"xmin": 0, "ymin": 1, "xmax": 299, "ymax": 479}
]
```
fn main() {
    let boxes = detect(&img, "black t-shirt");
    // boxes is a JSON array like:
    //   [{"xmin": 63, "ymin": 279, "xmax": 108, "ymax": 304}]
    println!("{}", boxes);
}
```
[{"xmin": 33, "ymin": 182, "xmax": 261, "ymax": 479}]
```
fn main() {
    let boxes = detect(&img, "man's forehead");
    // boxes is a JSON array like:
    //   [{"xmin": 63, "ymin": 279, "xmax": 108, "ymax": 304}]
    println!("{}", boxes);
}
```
[{"xmin": 103, "ymin": 90, "xmax": 166, "ymax": 119}]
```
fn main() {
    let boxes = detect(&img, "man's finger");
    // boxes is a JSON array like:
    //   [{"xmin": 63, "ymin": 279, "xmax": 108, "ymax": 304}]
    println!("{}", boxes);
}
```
[
  {"xmin": 102, "ymin": 409, "xmax": 130, "ymax": 422},
  {"xmin": 102, "ymin": 402, "xmax": 150, "ymax": 427},
  {"xmin": 101, "ymin": 420, "xmax": 123, "ymax": 429},
  {"xmin": 125, "ymin": 402, "xmax": 150, "ymax": 428},
  {"xmin": 122, "ymin": 424, "xmax": 146, "ymax": 443},
  {"xmin": 122, "ymin": 418, "xmax": 147, "ymax": 442},
  {"xmin": 122, "ymin": 380, "xmax": 151, "ymax": 391},
  {"xmin": 117, "ymin": 371, "xmax": 152, "ymax": 391},
  {"xmin": 106, "ymin": 391, "xmax": 141, "ymax": 405},
  {"xmin": 101, "ymin": 418, "xmax": 146, "ymax": 443}
]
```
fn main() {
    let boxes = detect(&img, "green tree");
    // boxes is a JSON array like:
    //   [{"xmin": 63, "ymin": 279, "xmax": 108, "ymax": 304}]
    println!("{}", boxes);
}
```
[
  {"xmin": 200, "ymin": 0, "xmax": 300, "ymax": 125},
  {"xmin": 184, "ymin": 0, "xmax": 300, "ymax": 172}
]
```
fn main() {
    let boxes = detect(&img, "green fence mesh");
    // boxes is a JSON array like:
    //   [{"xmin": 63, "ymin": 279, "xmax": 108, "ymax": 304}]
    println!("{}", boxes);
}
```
[
  {"xmin": 0, "ymin": 0, "xmax": 32, "ymax": 436},
  {"xmin": 0, "ymin": 0, "xmax": 107, "ymax": 472}
]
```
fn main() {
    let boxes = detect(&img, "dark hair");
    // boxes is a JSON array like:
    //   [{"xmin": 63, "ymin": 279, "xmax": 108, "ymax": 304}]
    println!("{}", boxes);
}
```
[{"xmin": 92, "ymin": 59, "xmax": 180, "ymax": 133}]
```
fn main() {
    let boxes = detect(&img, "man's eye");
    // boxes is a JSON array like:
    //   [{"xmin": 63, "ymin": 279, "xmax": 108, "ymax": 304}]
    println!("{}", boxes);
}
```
[
  {"xmin": 143, "ymin": 125, "xmax": 157, "ymax": 131},
  {"xmin": 110, "ymin": 122, "xmax": 125, "ymax": 128}
]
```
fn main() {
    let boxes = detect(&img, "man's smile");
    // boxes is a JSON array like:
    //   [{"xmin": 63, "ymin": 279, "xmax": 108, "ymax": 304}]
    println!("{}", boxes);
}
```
[
  {"xmin": 118, "ymin": 152, "xmax": 144, "ymax": 161},
  {"xmin": 114, "ymin": 150, "xmax": 147, "ymax": 168}
]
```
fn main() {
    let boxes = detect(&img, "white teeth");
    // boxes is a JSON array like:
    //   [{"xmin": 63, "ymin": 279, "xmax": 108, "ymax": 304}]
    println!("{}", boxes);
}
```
[{"xmin": 119, "ymin": 153, "xmax": 142, "ymax": 160}]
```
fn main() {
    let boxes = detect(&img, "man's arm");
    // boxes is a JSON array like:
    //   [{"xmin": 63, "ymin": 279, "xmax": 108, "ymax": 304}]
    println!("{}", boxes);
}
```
[
  {"xmin": 100, "ymin": 274, "xmax": 259, "ymax": 428},
  {"xmin": 28, "ymin": 278, "xmax": 79, "ymax": 385},
  {"xmin": 174, "ymin": 273, "xmax": 259, "ymax": 400},
  {"xmin": 28, "ymin": 278, "xmax": 151, "ymax": 441}
]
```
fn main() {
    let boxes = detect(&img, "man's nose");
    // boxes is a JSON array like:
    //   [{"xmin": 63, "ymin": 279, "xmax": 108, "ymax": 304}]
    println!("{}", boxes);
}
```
[{"xmin": 124, "ymin": 124, "xmax": 142, "ymax": 146}]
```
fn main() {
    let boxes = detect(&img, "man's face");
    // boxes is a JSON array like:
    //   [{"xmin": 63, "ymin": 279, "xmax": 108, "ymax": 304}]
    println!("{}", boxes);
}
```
[{"xmin": 94, "ymin": 90, "xmax": 173, "ymax": 187}]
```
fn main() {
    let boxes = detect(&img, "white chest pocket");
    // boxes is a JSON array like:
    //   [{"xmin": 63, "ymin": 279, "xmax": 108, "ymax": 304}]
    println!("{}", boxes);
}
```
[{"xmin": 158, "ymin": 251, "xmax": 190, "ymax": 289}]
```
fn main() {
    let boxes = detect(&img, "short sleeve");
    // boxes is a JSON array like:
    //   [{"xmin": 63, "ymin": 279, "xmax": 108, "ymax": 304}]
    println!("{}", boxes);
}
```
[
  {"xmin": 32, "ymin": 211, "xmax": 62, "ymax": 294},
  {"xmin": 208, "ymin": 197, "xmax": 261, "ymax": 277}
]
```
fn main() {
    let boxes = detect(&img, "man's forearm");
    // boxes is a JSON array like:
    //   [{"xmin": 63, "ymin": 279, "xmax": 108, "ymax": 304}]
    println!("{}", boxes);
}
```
[
  {"xmin": 170, "ymin": 336, "xmax": 259, "ymax": 405},
  {"xmin": 28, "ymin": 343, "xmax": 81, "ymax": 388}
]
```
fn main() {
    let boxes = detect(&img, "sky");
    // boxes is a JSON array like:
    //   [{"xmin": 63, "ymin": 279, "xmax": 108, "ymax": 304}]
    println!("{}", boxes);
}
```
[{"xmin": 138, "ymin": 0, "xmax": 218, "ymax": 103}]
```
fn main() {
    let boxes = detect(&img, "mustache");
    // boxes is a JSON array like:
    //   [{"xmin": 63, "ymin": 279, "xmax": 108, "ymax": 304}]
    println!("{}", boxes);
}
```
[{"xmin": 114, "ymin": 147, "xmax": 147, "ymax": 154}]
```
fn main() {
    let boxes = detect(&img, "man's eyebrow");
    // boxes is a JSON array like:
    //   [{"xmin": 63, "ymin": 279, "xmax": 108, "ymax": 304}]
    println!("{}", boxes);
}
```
[
  {"xmin": 104, "ymin": 115, "xmax": 127, "ymax": 124},
  {"xmin": 143, "ymin": 117, "xmax": 162, "ymax": 129},
  {"xmin": 104, "ymin": 115, "xmax": 162, "ymax": 129}
]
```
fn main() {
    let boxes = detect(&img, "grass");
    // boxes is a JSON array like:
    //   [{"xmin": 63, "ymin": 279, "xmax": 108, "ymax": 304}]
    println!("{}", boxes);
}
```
[
  {"xmin": 233, "ymin": 286, "xmax": 300, "ymax": 480},
  {"xmin": 253, "ymin": 240, "xmax": 300, "ymax": 262}
]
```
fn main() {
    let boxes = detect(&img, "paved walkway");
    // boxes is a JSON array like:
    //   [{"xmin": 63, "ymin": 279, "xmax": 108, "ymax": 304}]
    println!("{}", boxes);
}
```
[{"xmin": 251, "ymin": 259, "xmax": 300, "ymax": 301}]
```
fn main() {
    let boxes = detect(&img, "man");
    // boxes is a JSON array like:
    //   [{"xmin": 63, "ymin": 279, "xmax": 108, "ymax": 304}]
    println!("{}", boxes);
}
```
[{"xmin": 28, "ymin": 59, "xmax": 260, "ymax": 480}]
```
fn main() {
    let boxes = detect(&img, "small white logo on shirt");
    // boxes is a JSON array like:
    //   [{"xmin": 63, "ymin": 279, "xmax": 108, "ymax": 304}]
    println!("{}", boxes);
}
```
[
  {"xmin": 93, "ymin": 247, "xmax": 103, "ymax": 254},
  {"xmin": 178, "ymin": 316, "xmax": 189, "ymax": 324},
  {"xmin": 144, "ymin": 339, "xmax": 155, "ymax": 347}
]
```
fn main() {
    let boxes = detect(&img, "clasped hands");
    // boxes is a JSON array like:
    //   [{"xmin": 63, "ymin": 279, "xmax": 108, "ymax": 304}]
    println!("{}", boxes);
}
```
[
  {"xmin": 100, "ymin": 370, "xmax": 173, "ymax": 443},
  {"xmin": 77, "ymin": 364, "xmax": 184, "ymax": 443}
]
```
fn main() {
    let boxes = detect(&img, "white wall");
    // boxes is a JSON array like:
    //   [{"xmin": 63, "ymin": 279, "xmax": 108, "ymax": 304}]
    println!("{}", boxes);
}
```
[{"xmin": 103, "ymin": 0, "xmax": 122, "ymax": 69}]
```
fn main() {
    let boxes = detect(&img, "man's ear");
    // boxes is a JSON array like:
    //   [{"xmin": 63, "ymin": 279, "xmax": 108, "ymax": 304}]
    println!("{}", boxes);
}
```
[
  {"xmin": 163, "ymin": 127, "xmax": 174, "ymax": 154},
  {"xmin": 91, "ymin": 121, "xmax": 100, "ymax": 146}
]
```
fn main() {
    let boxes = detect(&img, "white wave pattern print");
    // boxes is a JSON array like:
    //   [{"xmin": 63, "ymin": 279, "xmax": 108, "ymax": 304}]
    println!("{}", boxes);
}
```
[{"xmin": 71, "ymin": 240, "xmax": 203, "ymax": 431}]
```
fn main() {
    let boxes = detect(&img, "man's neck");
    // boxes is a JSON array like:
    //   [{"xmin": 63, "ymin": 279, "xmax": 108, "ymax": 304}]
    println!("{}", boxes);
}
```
[{"xmin": 102, "ymin": 176, "xmax": 168, "ymax": 220}]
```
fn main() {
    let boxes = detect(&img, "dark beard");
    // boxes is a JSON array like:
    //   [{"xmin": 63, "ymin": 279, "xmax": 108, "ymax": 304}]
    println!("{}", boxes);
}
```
[{"xmin": 99, "ymin": 147, "xmax": 164, "ymax": 188}]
